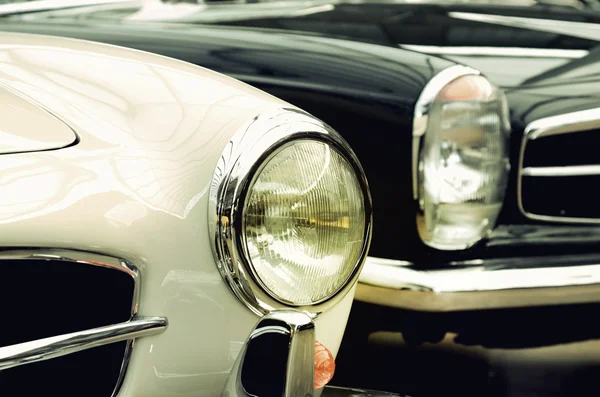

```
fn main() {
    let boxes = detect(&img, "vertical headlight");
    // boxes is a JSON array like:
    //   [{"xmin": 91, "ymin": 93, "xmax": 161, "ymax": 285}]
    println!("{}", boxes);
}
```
[
  {"xmin": 413, "ymin": 66, "xmax": 510, "ymax": 250},
  {"xmin": 210, "ymin": 108, "xmax": 372, "ymax": 315}
]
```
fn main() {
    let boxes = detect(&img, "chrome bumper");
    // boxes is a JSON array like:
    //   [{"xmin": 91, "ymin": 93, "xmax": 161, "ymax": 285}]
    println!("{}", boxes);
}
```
[
  {"xmin": 357, "ymin": 255, "xmax": 600, "ymax": 311},
  {"xmin": 222, "ymin": 310, "xmax": 404, "ymax": 397}
]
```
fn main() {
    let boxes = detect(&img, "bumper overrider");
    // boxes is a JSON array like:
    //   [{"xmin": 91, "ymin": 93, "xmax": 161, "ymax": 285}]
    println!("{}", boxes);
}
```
[{"xmin": 223, "ymin": 310, "xmax": 403, "ymax": 397}]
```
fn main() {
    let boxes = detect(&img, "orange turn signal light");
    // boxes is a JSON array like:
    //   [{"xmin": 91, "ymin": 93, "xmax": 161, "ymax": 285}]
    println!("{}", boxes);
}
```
[{"xmin": 314, "ymin": 340, "xmax": 335, "ymax": 389}]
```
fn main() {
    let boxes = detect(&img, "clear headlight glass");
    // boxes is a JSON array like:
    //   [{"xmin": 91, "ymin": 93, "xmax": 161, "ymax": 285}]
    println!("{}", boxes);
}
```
[
  {"xmin": 243, "ymin": 139, "xmax": 366, "ymax": 305},
  {"xmin": 418, "ymin": 74, "xmax": 510, "ymax": 250}
]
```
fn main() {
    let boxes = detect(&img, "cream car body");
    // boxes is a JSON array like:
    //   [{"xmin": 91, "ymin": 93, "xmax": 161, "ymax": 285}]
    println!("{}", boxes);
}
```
[{"xmin": 0, "ymin": 33, "xmax": 359, "ymax": 396}]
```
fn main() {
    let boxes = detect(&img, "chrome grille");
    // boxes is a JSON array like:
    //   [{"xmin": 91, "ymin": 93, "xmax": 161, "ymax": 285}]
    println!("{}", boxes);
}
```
[
  {"xmin": 0, "ymin": 250, "xmax": 166, "ymax": 397},
  {"xmin": 1, "ymin": 343, "xmax": 128, "ymax": 396},
  {"xmin": 518, "ymin": 108, "xmax": 600, "ymax": 223}
]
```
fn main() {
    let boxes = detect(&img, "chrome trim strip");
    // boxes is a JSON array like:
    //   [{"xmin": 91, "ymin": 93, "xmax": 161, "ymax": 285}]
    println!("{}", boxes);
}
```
[
  {"xmin": 284, "ymin": 313, "xmax": 315, "ymax": 396},
  {"xmin": 399, "ymin": 45, "xmax": 588, "ymax": 59},
  {"xmin": 0, "ymin": 316, "xmax": 167, "ymax": 371},
  {"xmin": 222, "ymin": 310, "xmax": 315, "ymax": 397},
  {"xmin": 518, "ymin": 213, "xmax": 600, "ymax": 225},
  {"xmin": 356, "ymin": 256, "xmax": 600, "ymax": 311},
  {"xmin": 209, "ymin": 108, "xmax": 372, "ymax": 316},
  {"xmin": 517, "ymin": 107, "xmax": 600, "ymax": 224},
  {"xmin": 524, "ymin": 108, "xmax": 600, "ymax": 141},
  {"xmin": 487, "ymin": 224, "xmax": 600, "ymax": 246},
  {"xmin": 522, "ymin": 165, "xmax": 600, "ymax": 177},
  {"xmin": 0, "ymin": 249, "xmax": 145, "ymax": 396}
]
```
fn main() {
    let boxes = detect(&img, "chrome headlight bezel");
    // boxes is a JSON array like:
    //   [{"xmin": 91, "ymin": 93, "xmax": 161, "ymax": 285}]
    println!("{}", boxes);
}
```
[
  {"xmin": 209, "ymin": 108, "xmax": 372, "ymax": 316},
  {"xmin": 412, "ymin": 65, "xmax": 511, "ymax": 251}
]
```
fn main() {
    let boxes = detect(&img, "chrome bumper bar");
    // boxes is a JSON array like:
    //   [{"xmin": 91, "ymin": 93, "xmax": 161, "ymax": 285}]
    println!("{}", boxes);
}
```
[
  {"xmin": 0, "ymin": 316, "xmax": 167, "ymax": 371},
  {"xmin": 357, "ymin": 255, "xmax": 600, "ymax": 311},
  {"xmin": 222, "ymin": 310, "xmax": 404, "ymax": 397}
]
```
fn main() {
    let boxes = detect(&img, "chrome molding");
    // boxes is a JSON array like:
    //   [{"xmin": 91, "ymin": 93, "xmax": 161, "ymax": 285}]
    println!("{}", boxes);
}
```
[
  {"xmin": 0, "ymin": 249, "xmax": 162, "ymax": 396},
  {"xmin": 398, "ymin": 44, "xmax": 588, "ymax": 59},
  {"xmin": 488, "ymin": 224, "xmax": 600, "ymax": 247},
  {"xmin": 517, "ymin": 107, "xmax": 600, "ymax": 224},
  {"xmin": 522, "ymin": 165, "xmax": 600, "ymax": 177},
  {"xmin": 356, "ymin": 255, "xmax": 600, "ymax": 311},
  {"xmin": 0, "ymin": 316, "xmax": 167, "ymax": 371},
  {"xmin": 523, "ymin": 107, "xmax": 600, "ymax": 141},
  {"xmin": 209, "ymin": 108, "xmax": 372, "ymax": 316}
]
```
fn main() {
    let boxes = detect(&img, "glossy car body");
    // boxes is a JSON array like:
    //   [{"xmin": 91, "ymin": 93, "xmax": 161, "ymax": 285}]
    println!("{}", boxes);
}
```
[
  {"xmin": 4, "ymin": 0, "xmax": 600, "ymax": 328},
  {"xmin": 0, "ymin": 32, "xmax": 381, "ymax": 396}
]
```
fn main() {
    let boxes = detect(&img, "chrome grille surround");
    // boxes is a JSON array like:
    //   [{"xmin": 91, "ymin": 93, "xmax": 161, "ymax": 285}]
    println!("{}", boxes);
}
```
[
  {"xmin": 518, "ymin": 107, "xmax": 600, "ymax": 224},
  {"xmin": 0, "ymin": 248, "xmax": 167, "ymax": 396}
]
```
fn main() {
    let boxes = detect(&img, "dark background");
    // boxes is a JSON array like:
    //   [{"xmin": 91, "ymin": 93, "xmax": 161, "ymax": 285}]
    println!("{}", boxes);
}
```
[{"xmin": 332, "ymin": 301, "xmax": 600, "ymax": 397}]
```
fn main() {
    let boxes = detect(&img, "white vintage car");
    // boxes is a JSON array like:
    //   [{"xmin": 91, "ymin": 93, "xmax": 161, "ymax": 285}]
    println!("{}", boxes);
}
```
[{"xmin": 0, "ymin": 33, "xmax": 384, "ymax": 397}]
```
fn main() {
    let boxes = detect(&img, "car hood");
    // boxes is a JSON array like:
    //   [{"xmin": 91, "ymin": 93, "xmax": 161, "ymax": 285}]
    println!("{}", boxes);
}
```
[
  {"xmin": 506, "ymin": 45, "xmax": 600, "ymax": 128},
  {"xmin": 38, "ymin": 0, "xmax": 598, "ymax": 89},
  {"xmin": 8, "ymin": 0, "xmax": 600, "ymax": 88},
  {"xmin": 7, "ymin": 0, "xmax": 600, "ymax": 118},
  {"xmin": 0, "ymin": 86, "xmax": 76, "ymax": 154}
]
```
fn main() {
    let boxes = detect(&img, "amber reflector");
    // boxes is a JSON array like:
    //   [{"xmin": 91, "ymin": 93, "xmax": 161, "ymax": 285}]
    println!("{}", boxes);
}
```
[
  {"xmin": 314, "ymin": 340, "xmax": 335, "ymax": 389},
  {"xmin": 438, "ymin": 74, "xmax": 493, "ymax": 101}
]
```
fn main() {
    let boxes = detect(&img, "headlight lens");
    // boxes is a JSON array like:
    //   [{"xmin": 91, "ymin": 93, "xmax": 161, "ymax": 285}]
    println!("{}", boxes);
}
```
[
  {"xmin": 210, "ymin": 109, "xmax": 371, "ymax": 315},
  {"xmin": 243, "ymin": 140, "xmax": 366, "ymax": 305},
  {"xmin": 417, "ymin": 74, "xmax": 510, "ymax": 250}
]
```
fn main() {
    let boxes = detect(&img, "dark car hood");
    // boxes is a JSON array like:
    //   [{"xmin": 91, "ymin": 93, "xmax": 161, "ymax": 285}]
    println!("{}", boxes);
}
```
[
  {"xmin": 25, "ymin": 0, "xmax": 600, "ymax": 88},
  {"xmin": 506, "ymin": 45, "xmax": 600, "ymax": 129},
  {"xmin": 194, "ymin": 1, "xmax": 600, "ymax": 89},
  {"xmin": 4, "ymin": 1, "xmax": 600, "ymax": 262}
]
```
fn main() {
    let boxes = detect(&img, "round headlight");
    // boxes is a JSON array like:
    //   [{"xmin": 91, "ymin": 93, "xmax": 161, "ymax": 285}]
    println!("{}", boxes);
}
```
[
  {"xmin": 210, "ymin": 108, "xmax": 371, "ymax": 315},
  {"xmin": 243, "ymin": 140, "xmax": 366, "ymax": 305},
  {"xmin": 414, "ymin": 66, "xmax": 510, "ymax": 250}
]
